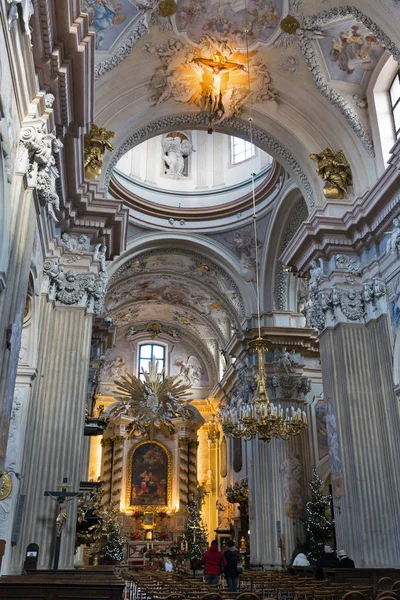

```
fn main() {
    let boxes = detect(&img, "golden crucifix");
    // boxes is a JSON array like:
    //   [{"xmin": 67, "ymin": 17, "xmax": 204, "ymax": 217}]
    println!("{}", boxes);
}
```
[{"xmin": 192, "ymin": 52, "xmax": 246, "ymax": 127}]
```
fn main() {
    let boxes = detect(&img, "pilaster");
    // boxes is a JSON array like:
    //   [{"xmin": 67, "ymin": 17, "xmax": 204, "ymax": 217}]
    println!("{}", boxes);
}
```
[{"xmin": 10, "ymin": 289, "xmax": 95, "ymax": 572}]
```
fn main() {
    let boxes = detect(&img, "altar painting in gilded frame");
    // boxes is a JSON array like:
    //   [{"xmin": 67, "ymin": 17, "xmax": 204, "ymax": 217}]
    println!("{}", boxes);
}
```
[{"xmin": 127, "ymin": 441, "xmax": 171, "ymax": 509}]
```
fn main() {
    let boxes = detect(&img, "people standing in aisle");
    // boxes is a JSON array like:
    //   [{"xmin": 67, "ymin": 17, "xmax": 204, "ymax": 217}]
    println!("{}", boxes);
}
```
[
  {"xmin": 201, "ymin": 540, "xmax": 227, "ymax": 585},
  {"xmin": 223, "ymin": 539, "xmax": 242, "ymax": 592}
]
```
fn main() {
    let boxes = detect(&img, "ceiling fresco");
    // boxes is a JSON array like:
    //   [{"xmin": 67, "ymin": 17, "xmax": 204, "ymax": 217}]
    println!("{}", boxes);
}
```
[
  {"xmin": 317, "ymin": 20, "xmax": 383, "ymax": 85},
  {"xmin": 109, "ymin": 249, "xmax": 245, "ymax": 317},
  {"xmin": 110, "ymin": 300, "xmax": 227, "ymax": 342},
  {"xmin": 175, "ymin": 0, "xmax": 283, "ymax": 48},
  {"xmin": 82, "ymin": 0, "xmax": 139, "ymax": 51}
]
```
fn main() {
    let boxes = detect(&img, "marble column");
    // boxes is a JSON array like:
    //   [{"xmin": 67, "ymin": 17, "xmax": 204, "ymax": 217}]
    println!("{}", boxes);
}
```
[
  {"xmin": 10, "ymin": 296, "xmax": 94, "ymax": 571},
  {"xmin": 178, "ymin": 438, "xmax": 189, "ymax": 506},
  {"xmin": 249, "ymin": 433, "xmax": 308, "ymax": 567},
  {"xmin": 319, "ymin": 318, "xmax": 400, "ymax": 567},
  {"xmin": 207, "ymin": 428, "xmax": 219, "ymax": 537},
  {"xmin": 307, "ymin": 261, "xmax": 400, "ymax": 567}
]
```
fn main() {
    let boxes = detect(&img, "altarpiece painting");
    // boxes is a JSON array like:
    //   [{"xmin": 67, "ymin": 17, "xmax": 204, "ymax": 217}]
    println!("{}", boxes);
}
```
[{"xmin": 128, "ymin": 441, "xmax": 171, "ymax": 508}]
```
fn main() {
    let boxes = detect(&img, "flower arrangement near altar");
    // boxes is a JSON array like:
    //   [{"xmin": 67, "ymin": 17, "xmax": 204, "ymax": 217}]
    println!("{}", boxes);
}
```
[
  {"xmin": 133, "ymin": 510, "xmax": 145, "ymax": 520},
  {"xmin": 156, "ymin": 510, "xmax": 170, "ymax": 520},
  {"xmin": 159, "ymin": 530, "xmax": 169, "ymax": 540}
]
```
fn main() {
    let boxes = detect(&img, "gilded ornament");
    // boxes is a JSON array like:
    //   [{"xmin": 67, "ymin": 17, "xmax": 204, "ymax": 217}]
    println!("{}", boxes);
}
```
[
  {"xmin": 158, "ymin": 0, "xmax": 177, "ymax": 17},
  {"xmin": 280, "ymin": 15, "xmax": 300, "ymax": 35},
  {"xmin": 0, "ymin": 472, "xmax": 13, "ymax": 501},
  {"xmin": 147, "ymin": 321, "xmax": 161, "ymax": 339},
  {"xmin": 310, "ymin": 147, "xmax": 352, "ymax": 200},
  {"xmin": 84, "ymin": 124, "xmax": 115, "ymax": 180}
]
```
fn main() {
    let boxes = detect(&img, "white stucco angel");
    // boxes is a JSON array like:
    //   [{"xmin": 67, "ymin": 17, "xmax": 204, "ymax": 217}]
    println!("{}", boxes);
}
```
[
  {"xmin": 7, "ymin": 0, "xmax": 34, "ymax": 35},
  {"xmin": 162, "ymin": 136, "xmax": 196, "ymax": 179},
  {"xmin": 386, "ymin": 217, "xmax": 400, "ymax": 256}
]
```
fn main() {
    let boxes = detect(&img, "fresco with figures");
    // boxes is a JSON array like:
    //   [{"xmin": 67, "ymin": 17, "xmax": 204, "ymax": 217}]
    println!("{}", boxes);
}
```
[
  {"xmin": 129, "ymin": 442, "xmax": 169, "ymax": 506},
  {"xmin": 175, "ymin": 0, "xmax": 283, "ymax": 47},
  {"xmin": 82, "ymin": 0, "xmax": 139, "ymax": 51},
  {"xmin": 318, "ymin": 20, "xmax": 383, "ymax": 85}
]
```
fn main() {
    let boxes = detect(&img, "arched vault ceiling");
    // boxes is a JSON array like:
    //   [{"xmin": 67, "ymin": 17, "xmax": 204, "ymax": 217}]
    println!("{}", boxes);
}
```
[
  {"xmin": 91, "ymin": 1, "xmax": 400, "ymax": 196},
  {"xmin": 109, "ymin": 247, "xmax": 246, "ymax": 319},
  {"xmin": 106, "ymin": 249, "xmax": 246, "ymax": 348}
]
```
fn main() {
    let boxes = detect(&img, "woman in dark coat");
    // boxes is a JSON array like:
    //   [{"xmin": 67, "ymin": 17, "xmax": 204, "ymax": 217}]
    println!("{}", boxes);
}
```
[{"xmin": 223, "ymin": 540, "xmax": 242, "ymax": 592}]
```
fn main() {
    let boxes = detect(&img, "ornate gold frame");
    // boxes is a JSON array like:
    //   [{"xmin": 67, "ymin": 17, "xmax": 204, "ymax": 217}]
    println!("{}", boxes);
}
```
[{"xmin": 126, "ymin": 440, "xmax": 172, "ymax": 511}]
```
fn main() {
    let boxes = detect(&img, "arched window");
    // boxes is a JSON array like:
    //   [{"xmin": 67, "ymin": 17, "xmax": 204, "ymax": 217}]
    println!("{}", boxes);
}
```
[
  {"xmin": 390, "ymin": 70, "xmax": 400, "ymax": 140},
  {"xmin": 230, "ymin": 136, "xmax": 255, "ymax": 164},
  {"xmin": 138, "ymin": 343, "xmax": 166, "ymax": 380}
]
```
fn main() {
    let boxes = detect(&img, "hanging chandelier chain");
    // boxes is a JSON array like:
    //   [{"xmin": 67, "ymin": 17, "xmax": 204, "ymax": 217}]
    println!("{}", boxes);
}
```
[{"xmin": 216, "ymin": 2, "xmax": 308, "ymax": 442}]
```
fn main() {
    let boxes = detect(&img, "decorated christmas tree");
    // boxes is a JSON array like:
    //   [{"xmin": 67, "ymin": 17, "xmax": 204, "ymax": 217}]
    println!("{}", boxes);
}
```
[
  {"xmin": 183, "ymin": 490, "xmax": 208, "ymax": 564},
  {"xmin": 304, "ymin": 470, "xmax": 335, "ymax": 564}
]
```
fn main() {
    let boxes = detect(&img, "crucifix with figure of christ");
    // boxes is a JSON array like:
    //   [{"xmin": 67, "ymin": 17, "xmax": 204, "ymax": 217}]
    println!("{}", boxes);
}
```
[
  {"xmin": 191, "ymin": 51, "xmax": 246, "ymax": 131},
  {"xmin": 44, "ymin": 477, "xmax": 80, "ymax": 574}
]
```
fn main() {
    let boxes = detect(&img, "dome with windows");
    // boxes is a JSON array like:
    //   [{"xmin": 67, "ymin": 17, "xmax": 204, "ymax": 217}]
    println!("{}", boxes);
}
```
[{"xmin": 110, "ymin": 131, "xmax": 281, "ymax": 231}]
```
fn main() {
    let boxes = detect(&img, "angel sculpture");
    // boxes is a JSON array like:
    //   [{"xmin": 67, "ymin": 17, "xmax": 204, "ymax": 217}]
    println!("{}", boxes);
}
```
[
  {"xmin": 310, "ymin": 147, "xmax": 352, "ymax": 199},
  {"xmin": 110, "ymin": 356, "xmax": 191, "ymax": 439},
  {"xmin": 162, "ymin": 136, "xmax": 195, "ymax": 178}
]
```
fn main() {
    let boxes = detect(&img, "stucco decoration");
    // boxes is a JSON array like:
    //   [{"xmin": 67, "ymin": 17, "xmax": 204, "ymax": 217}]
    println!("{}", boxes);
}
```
[
  {"xmin": 146, "ymin": 36, "xmax": 278, "ymax": 127},
  {"xmin": 276, "ymin": 4, "xmax": 400, "ymax": 155},
  {"xmin": 105, "ymin": 113, "xmax": 315, "ymax": 208},
  {"xmin": 17, "ymin": 123, "xmax": 63, "ymax": 221},
  {"xmin": 42, "ymin": 258, "xmax": 108, "ymax": 315}
]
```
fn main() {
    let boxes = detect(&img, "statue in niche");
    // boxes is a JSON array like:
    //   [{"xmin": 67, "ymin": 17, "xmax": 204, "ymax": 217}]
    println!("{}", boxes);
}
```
[
  {"xmin": 216, "ymin": 486, "xmax": 230, "ymax": 530},
  {"xmin": 386, "ymin": 217, "xmax": 400, "ymax": 256},
  {"xmin": 162, "ymin": 134, "xmax": 195, "ymax": 178}
]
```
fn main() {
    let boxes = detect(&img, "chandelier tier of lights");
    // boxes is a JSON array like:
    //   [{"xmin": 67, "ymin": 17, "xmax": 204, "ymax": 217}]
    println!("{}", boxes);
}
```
[
  {"xmin": 217, "ymin": 3, "xmax": 308, "ymax": 443},
  {"xmin": 219, "ymin": 339, "xmax": 308, "ymax": 442}
]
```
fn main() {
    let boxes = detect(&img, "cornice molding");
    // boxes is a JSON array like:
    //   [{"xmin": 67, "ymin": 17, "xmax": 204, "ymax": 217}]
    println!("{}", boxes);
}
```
[{"xmin": 30, "ymin": 0, "xmax": 128, "ymax": 258}]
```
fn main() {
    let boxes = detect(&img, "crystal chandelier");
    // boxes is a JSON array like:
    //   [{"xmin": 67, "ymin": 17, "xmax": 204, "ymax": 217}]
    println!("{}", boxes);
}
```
[
  {"xmin": 219, "ymin": 338, "xmax": 308, "ymax": 442},
  {"xmin": 217, "ymin": 11, "xmax": 308, "ymax": 442}
]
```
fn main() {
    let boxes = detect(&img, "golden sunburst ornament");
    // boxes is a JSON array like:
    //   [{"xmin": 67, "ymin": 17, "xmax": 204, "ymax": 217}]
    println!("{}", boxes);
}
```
[
  {"xmin": 111, "ymin": 357, "xmax": 191, "ymax": 439},
  {"xmin": 158, "ymin": 0, "xmax": 177, "ymax": 17}
]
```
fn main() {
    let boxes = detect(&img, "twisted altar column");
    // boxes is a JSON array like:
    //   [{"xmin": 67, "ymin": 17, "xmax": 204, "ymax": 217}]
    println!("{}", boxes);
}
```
[
  {"xmin": 178, "ymin": 438, "xmax": 189, "ymax": 506},
  {"xmin": 100, "ymin": 437, "xmax": 113, "ymax": 507},
  {"xmin": 111, "ymin": 436, "xmax": 125, "ymax": 503},
  {"xmin": 188, "ymin": 439, "xmax": 199, "ymax": 500}
]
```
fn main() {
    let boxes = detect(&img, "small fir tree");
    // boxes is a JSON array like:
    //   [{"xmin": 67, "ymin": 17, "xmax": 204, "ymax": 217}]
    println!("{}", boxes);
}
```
[
  {"xmin": 102, "ymin": 504, "xmax": 125, "ymax": 562},
  {"xmin": 183, "ymin": 492, "xmax": 208, "ymax": 563},
  {"xmin": 304, "ymin": 469, "xmax": 335, "ymax": 564}
]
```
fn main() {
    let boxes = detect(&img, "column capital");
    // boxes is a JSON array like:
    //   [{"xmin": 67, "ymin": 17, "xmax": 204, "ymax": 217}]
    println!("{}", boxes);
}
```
[
  {"xmin": 307, "ymin": 260, "xmax": 388, "ymax": 332},
  {"xmin": 41, "ymin": 256, "xmax": 108, "ymax": 315}
]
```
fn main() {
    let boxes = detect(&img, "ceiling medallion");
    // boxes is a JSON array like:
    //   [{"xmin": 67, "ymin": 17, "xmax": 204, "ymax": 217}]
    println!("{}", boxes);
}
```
[{"xmin": 158, "ymin": 0, "xmax": 177, "ymax": 18}]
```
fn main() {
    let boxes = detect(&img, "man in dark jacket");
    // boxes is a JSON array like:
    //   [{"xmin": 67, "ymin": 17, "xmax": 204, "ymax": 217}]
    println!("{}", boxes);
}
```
[
  {"xmin": 338, "ymin": 550, "xmax": 355, "ymax": 568},
  {"xmin": 201, "ymin": 540, "xmax": 227, "ymax": 585},
  {"xmin": 316, "ymin": 545, "xmax": 339, "ymax": 579},
  {"xmin": 223, "ymin": 540, "xmax": 242, "ymax": 592}
]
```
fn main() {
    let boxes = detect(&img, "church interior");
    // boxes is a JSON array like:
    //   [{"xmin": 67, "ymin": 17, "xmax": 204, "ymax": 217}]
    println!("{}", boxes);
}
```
[{"xmin": 1, "ymin": 0, "xmax": 400, "ymax": 597}]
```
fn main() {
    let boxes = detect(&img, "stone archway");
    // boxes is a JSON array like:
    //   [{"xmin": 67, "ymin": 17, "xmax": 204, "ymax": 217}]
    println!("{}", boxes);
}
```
[{"xmin": 103, "ymin": 113, "xmax": 316, "ymax": 210}]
